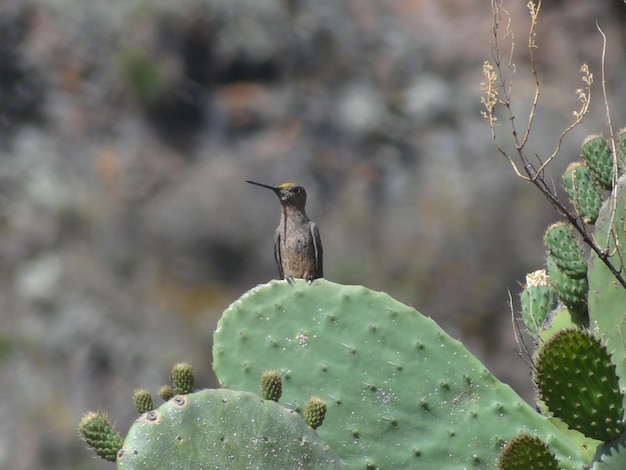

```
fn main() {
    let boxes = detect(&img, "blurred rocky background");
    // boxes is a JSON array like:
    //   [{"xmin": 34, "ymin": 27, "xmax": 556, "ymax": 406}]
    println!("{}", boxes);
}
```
[{"xmin": 2, "ymin": 0, "xmax": 626, "ymax": 468}]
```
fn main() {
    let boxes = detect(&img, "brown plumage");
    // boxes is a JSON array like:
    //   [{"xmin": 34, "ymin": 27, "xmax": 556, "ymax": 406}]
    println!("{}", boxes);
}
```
[{"xmin": 247, "ymin": 181, "xmax": 323, "ymax": 282}]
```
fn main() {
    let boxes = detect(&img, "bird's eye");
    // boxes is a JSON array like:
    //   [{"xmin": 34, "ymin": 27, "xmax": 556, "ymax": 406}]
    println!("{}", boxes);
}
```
[{"xmin": 293, "ymin": 187, "xmax": 301, "ymax": 194}]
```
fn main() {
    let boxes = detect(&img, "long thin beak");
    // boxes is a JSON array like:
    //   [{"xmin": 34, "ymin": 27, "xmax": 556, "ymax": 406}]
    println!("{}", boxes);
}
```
[{"xmin": 246, "ymin": 180, "xmax": 276, "ymax": 191}]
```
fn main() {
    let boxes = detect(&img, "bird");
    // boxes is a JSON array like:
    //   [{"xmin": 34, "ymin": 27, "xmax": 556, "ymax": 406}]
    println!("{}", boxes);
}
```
[{"xmin": 246, "ymin": 181, "xmax": 323, "ymax": 282}]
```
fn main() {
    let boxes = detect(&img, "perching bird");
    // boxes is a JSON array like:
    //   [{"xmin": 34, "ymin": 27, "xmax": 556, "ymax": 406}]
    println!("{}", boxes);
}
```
[{"xmin": 246, "ymin": 181, "xmax": 323, "ymax": 282}]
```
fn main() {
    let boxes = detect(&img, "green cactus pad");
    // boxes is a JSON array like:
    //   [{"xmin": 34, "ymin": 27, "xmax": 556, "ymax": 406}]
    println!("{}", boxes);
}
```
[
  {"xmin": 534, "ymin": 329, "xmax": 624, "ymax": 442},
  {"xmin": 563, "ymin": 162, "xmax": 603, "ymax": 224},
  {"xmin": 520, "ymin": 269, "xmax": 558, "ymax": 338},
  {"xmin": 78, "ymin": 411, "xmax": 124, "ymax": 462},
  {"xmin": 132, "ymin": 389, "xmax": 154, "ymax": 414},
  {"xmin": 588, "ymin": 173, "xmax": 626, "ymax": 410},
  {"xmin": 539, "ymin": 305, "xmax": 584, "ymax": 343},
  {"xmin": 214, "ymin": 280, "xmax": 589, "ymax": 469},
  {"xmin": 497, "ymin": 433, "xmax": 560, "ymax": 470},
  {"xmin": 118, "ymin": 388, "xmax": 347, "ymax": 469},
  {"xmin": 260, "ymin": 369, "xmax": 282, "ymax": 401},
  {"xmin": 582, "ymin": 134, "xmax": 614, "ymax": 189},
  {"xmin": 546, "ymin": 255, "xmax": 588, "ymax": 317},
  {"xmin": 544, "ymin": 222, "xmax": 587, "ymax": 279}
]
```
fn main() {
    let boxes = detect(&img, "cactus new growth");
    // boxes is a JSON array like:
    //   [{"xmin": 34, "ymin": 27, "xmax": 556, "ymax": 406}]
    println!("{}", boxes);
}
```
[
  {"xmin": 497, "ymin": 434, "xmax": 560, "ymax": 470},
  {"xmin": 260, "ymin": 369, "xmax": 282, "ymax": 402},
  {"xmin": 132, "ymin": 389, "xmax": 154, "ymax": 414},
  {"xmin": 158, "ymin": 385, "xmax": 175, "ymax": 401},
  {"xmin": 170, "ymin": 362, "xmax": 195, "ymax": 394},
  {"xmin": 303, "ymin": 396, "xmax": 327, "ymax": 429},
  {"xmin": 78, "ymin": 411, "xmax": 124, "ymax": 462}
]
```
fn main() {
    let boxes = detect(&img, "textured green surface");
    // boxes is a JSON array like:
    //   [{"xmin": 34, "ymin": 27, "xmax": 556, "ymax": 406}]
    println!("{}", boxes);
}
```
[
  {"xmin": 497, "ymin": 434, "xmax": 560, "ymax": 470},
  {"xmin": 520, "ymin": 270, "xmax": 558, "ymax": 339},
  {"xmin": 563, "ymin": 162, "xmax": 603, "ymax": 224},
  {"xmin": 260, "ymin": 369, "xmax": 282, "ymax": 401},
  {"xmin": 588, "ymin": 174, "xmax": 626, "ymax": 410},
  {"xmin": 535, "ymin": 329, "xmax": 624, "ymax": 442},
  {"xmin": 79, "ymin": 412, "xmax": 124, "ymax": 462},
  {"xmin": 539, "ymin": 306, "xmax": 584, "ymax": 343},
  {"xmin": 581, "ymin": 134, "xmax": 613, "ymax": 190},
  {"xmin": 213, "ymin": 280, "xmax": 588, "ymax": 470},
  {"xmin": 546, "ymin": 255, "xmax": 588, "ymax": 316},
  {"xmin": 132, "ymin": 389, "xmax": 154, "ymax": 414},
  {"xmin": 118, "ymin": 388, "xmax": 346, "ymax": 470},
  {"xmin": 543, "ymin": 222, "xmax": 587, "ymax": 279},
  {"xmin": 170, "ymin": 362, "xmax": 195, "ymax": 394}
]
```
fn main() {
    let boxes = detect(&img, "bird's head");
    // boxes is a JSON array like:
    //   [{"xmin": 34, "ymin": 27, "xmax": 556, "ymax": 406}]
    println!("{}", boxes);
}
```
[{"xmin": 247, "ymin": 181, "xmax": 307, "ymax": 208}]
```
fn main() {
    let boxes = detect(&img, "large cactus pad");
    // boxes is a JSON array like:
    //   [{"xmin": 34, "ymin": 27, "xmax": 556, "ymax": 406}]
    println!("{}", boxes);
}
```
[
  {"xmin": 213, "ymin": 280, "xmax": 588, "ymax": 469},
  {"xmin": 118, "ymin": 388, "xmax": 346, "ymax": 469}
]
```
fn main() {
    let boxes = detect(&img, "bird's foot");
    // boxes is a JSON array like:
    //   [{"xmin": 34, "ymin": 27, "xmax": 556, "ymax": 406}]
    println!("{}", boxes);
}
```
[{"xmin": 285, "ymin": 276, "xmax": 295, "ymax": 285}]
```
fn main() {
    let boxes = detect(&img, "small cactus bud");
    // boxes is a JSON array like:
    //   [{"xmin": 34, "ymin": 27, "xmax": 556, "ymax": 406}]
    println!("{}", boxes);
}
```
[
  {"xmin": 133, "ymin": 388, "xmax": 154, "ymax": 414},
  {"xmin": 78, "ymin": 411, "xmax": 124, "ymax": 462},
  {"xmin": 159, "ymin": 385, "xmax": 175, "ymax": 401},
  {"xmin": 260, "ymin": 369, "xmax": 283, "ymax": 401},
  {"xmin": 498, "ymin": 434, "xmax": 559, "ymax": 470},
  {"xmin": 303, "ymin": 396, "xmax": 327, "ymax": 429},
  {"xmin": 171, "ymin": 362, "xmax": 195, "ymax": 394}
]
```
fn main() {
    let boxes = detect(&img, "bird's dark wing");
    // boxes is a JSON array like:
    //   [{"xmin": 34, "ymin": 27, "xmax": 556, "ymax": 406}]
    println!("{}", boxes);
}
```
[
  {"xmin": 311, "ymin": 222, "xmax": 323, "ymax": 278},
  {"xmin": 274, "ymin": 227, "xmax": 284, "ymax": 279}
]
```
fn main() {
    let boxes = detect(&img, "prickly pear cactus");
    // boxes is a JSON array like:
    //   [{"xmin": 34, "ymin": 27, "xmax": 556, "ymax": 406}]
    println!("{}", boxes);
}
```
[
  {"xmin": 581, "ymin": 135, "xmax": 614, "ymax": 190},
  {"xmin": 497, "ymin": 434, "xmax": 560, "ymax": 470},
  {"xmin": 546, "ymin": 255, "xmax": 588, "ymax": 318},
  {"xmin": 543, "ymin": 222, "xmax": 587, "ymax": 279},
  {"xmin": 587, "ymin": 173, "xmax": 626, "ymax": 410},
  {"xmin": 519, "ymin": 269, "xmax": 558, "ymax": 338},
  {"xmin": 507, "ymin": 132, "xmax": 626, "ymax": 469},
  {"xmin": 78, "ymin": 412, "xmax": 124, "ymax": 462},
  {"xmin": 213, "ymin": 279, "xmax": 588, "ymax": 469},
  {"xmin": 563, "ymin": 162, "xmax": 603, "ymax": 224},
  {"xmin": 118, "ymin": 388, "xmax": 346, "ymax": 469},
  {"xmin": 534, "ymin": 329, "xmax": 624, "ymax": 442},
  {"xmin": 79, "ymin": 363, "xmax": 346, "ymax": 469}
]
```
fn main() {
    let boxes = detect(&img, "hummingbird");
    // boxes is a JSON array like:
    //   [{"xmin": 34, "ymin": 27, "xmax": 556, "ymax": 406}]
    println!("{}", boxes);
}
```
[{"xmin": 246, "ymin": 181, "xmax": 323, "ymax": 282}]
